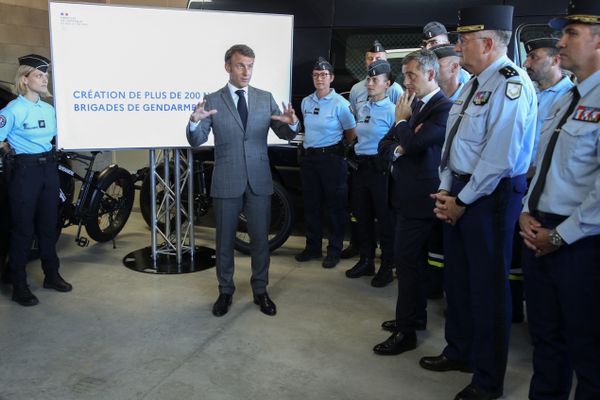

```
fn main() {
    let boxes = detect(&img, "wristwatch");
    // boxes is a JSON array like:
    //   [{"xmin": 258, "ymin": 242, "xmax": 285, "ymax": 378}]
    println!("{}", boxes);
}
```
[{"xmin": 548, "ymin": 229, "xmax": 564, "ymax": 247}]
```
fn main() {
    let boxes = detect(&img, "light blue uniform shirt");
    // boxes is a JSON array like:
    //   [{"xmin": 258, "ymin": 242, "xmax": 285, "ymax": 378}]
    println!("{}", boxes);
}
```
[
  {"xmin": 448, "ymin": 81, "xmax": 466, "ymax": 103},
  {"xmin": 354, "ymin": 97, "xmax": 395, "ymax": 155},
  {"xmin": 458, "ymin": 68, "xmax": 471, "ymax": 86},
  {"xmin": 302, "ymin": 89, "xmax": 356, "ymax": 149},
  {"xmin": 532, "ymin": 76, "xmax": 574, "ymax": 163},
  {"xmin": 0, "ymin": 95, "xmax": 56, "ymax": 154},
  {"xmin": 439, "ymin": 55, "xmax": 537, "ymax": 204},
  {"xmin": 523, "ymin": 68, "xmax": 600, "ymax": 244},
  {"xmin": 349, "ymin": 78, "xmax": 403, "ymax": 116}
]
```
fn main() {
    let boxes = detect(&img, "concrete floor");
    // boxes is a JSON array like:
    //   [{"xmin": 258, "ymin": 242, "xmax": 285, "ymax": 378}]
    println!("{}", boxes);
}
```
[{"xmin": 0, "ymin": 209, "xmax": 539, "ymax": 400}]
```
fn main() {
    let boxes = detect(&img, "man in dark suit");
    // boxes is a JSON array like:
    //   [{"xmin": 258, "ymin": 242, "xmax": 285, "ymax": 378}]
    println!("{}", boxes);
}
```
[
  {"xmin": 375, "ymin": 49, "xmax": 452, "ymax": 355},
  {"xmin": 187, "ymin": 44, "xmax": 299, "ymax": 317}
]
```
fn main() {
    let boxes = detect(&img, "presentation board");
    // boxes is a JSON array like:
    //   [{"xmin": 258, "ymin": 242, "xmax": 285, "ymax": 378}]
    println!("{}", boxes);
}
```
[{"xmin": 49, "ymin": 2, "xmax": 294, "ymax": 150}]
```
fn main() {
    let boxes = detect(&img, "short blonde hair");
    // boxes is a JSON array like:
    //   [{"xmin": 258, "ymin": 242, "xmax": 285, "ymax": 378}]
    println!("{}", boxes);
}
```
[{"xmin": 14, "ymin": 65, "xmax": 51, "ymax": 97}]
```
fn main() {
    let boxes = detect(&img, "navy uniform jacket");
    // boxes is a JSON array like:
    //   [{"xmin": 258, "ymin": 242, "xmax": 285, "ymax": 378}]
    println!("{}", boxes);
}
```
[{"xmin": 378, "ymin": 90, "xmax": 452, "ymax": 218}]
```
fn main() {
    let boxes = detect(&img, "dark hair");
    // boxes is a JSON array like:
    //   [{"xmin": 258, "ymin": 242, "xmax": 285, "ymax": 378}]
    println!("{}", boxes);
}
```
[
  {"xmin": 224, "ymin": 44, "xmax": 255, "ymax": 63},
  {"xmin": 402, "ymin": 49, "xmax": 439, "ymax": 79}
]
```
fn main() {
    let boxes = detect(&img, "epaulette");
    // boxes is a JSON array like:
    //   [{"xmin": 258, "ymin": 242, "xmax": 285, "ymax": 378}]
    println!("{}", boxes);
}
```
[{"xmin": 499, "ymin": 66, "xmax": 518, "ymax": 79}]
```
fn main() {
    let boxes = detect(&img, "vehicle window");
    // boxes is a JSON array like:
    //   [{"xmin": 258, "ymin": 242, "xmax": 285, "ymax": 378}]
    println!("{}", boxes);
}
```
[
  {"xmin": 514, "ymin": 23, "xmax": 562, "ymax": 67},
  {"xmin": 331, "ymin": 29, "xmax": 422, "ymax": 92}
]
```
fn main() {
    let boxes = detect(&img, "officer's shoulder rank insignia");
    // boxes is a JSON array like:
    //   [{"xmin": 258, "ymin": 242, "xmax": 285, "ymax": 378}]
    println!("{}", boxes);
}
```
[
  {"xmin": 499, "ymin": 66, "xmax": 518, "ymax": 79},
  {"xmin": 473, "ymin": 91, "xmax": 491, "ymax": 105},
  {"xmin": 573, "ymin": 105, "xmax": 600, "ymax": 123},
  {"xmin": 505, "ymin": 82, "xmax": 522, "ymax": 100}
]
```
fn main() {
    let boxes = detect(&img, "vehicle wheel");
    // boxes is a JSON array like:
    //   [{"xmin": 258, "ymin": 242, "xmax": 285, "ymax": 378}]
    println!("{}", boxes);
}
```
[
  {"xmin": 85, "ymin": 167, "xmax": 134, "ymax": 242},
  {"xmin": 234, "ymin": 180, "xmax": 294, "ymax": 254}
]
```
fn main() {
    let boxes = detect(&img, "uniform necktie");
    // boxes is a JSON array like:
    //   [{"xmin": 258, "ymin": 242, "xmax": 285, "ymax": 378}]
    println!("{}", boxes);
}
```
[
  {"xmin": 440, "ymin": 78, "xmax": 479, "ymax": 170},
  {"xmin": 527, "ymin": 87, "xmax": 581, "ymax": 212},
  {"xmin": 236, "ymin": 89, "xmax": 248, "ymax": 129}
]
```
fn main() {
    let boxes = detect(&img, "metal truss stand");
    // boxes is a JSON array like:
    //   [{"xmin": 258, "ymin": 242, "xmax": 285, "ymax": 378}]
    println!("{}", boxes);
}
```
[{"xmin": 123, "ymin": 149, "xmax": 215, "ymax": 274}]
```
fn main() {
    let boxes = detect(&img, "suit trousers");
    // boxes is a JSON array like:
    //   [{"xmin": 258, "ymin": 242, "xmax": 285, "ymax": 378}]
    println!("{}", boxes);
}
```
[
  {"xmin": 352, "ymin": 163, "xmax": 394, "ymax": 261},
  {"xmin": 442, "ymin": 175, "xmax": 526, "ymax": 394},
  {"xmin": 8, "ymin": 161, "xmax": 60, "ymax": 287},
  {"xmin": 213, "ymin": 183, "xmax": 271, "ymax": 295},
  {"xmin": 523, "ymin": 214, "xmax": 600, "ymax": 400},
  {"xmin": 394, "ymin": 212, "xmax": 432, "ymax": 332},
  {"xmin": 299, "ymin": 152, "xmax": 347, "ymax": 257}
]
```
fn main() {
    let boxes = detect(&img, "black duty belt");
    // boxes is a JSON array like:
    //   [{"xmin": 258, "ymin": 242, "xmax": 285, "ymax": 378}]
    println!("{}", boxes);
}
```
[
  {"xmin": 533, "ymin": 211, "xmax": 568, "ymax": 223},
  {"xmin": 13, "ymin": 151, "xmax": 57, "ymax": 166},
  {"xmin": 355, "ymin": 155, "xmax": 377, "ymax": 163},
  {"xmin": 451, "ymin": 171, "xmax": 472, "ymax": 182},
  {"xmin": 304, "ymin": 143, "xmax": 341, "ymax": 155}
]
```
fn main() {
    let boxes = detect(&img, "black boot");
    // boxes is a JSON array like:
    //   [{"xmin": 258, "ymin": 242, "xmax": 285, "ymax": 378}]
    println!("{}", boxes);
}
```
[
  {"xmin": 12, "ymin": 285, "xmax": 39, "ymax": 307},
  {"xmin": 345, "ymin": 257, "xmax": 375, "ymax": 278},
  {"xmin": 371, "ymin": 260, "xmax": 394, "ymax": 287}
]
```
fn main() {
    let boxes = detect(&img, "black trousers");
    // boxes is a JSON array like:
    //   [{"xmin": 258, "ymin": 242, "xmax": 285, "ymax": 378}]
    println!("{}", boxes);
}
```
[
  {"xmin": 352, "ymin": 163, "xmax": 394, "ymax": 262},
  {"xmin": 299, "ymin": 152, "xmax": 347, "ymax": 257},
  {"xmin": 8, "ymin": 160, "xmax": 60, "ymax": 287},
  {"xmin": 523, "ymin": 214, "xmax": 600, "ymax": 400},
  {"xmin": 0, "ymin": 172, "xmax": 9, "ymax": 277},
  {"xmin": 394, "ymin": 212, "xmax": 432, "ymax": 332}
]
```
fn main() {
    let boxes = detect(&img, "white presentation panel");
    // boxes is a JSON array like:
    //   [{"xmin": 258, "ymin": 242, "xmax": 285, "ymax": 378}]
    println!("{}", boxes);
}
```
[{"xmin": 49, "ymin": 2, "xmax": 294, "ymax": 150}]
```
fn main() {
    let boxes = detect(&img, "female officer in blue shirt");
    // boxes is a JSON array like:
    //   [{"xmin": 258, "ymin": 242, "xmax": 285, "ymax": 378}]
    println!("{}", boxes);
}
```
[
  {"xmin": 0, "ymin": 54, "xmax": 72, "ymax": 306},
  {"xmin": 344, "ymin": 60, "xmax": 395, "ymax": 287},
  {"xmin": 295, "ymin": 57, "xmax": 356, "ymax": 268}
]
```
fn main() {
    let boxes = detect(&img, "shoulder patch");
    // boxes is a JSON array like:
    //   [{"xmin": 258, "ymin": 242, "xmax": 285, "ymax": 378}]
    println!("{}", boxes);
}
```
[
  {"xmin": 499, "ymin": 66, "xmax": 518, "ymax": 79},
  {"xmin": 505, "ymin": 82, "xmax": 522, "ymax": 100},
  {"xmin": 573, "ymin": 105, "xmax": 600, "ymax": 123},
  {"xmin": 0, "ymin": 115, "xmax": 6, "ymax": 128}
]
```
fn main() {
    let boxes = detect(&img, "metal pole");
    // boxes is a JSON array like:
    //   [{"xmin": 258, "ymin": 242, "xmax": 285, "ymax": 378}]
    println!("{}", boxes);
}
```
[
  {"xmin": 174, "ymin": 150, "xmax": 182, "ymax": 265},
  {"xmin": 164, "ymin": 151, "xmax": 171, "ymax": 240},
  {"xmin": 149, "ymin": 149, "xmax": 157, "ymax": 266},
  {"xmin": 187, "ymin": 148, "xmax": 195, "ymax": 260}
]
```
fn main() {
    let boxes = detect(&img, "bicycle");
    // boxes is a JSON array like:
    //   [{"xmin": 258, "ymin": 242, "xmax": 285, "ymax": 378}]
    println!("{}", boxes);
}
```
[
  {"xmin": 57, "ymin": 151, "xmax": 135, "ymax": 247},
  {"xmin": 137, "ymin": 147, "xmax": 294, "ymax": 255}
]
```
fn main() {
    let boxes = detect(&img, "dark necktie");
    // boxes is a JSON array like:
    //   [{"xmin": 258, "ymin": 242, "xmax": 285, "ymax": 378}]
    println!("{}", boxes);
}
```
[
  {"xmin": 408, "ymin": 99, "xmax": 424, "ymax": 126},
  {"xmin": 236, "ymin": 89, "xmax": 248, "ymax": 129},
  {"xmin": 527, "ymin": 87, "xmax": 581, "ymax": 212},
  {"xmin": 440, "ymin": 78, "xmax": 479, "ymax": 170}
]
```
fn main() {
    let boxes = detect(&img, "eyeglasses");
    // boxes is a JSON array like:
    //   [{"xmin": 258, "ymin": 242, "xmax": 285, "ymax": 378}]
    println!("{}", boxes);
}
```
[
  {"xmin": 312, "ymin": 72, "xmax": 330, "ymax": 79},
  {"xmin": 457, "ymin": 35, "xmax": 489, "ymax": 45}
]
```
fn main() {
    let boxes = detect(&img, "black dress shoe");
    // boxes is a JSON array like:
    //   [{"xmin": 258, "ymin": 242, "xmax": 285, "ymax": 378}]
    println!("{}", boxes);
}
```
[
  {"xmin": 212, "ymin": 294, "xmax": 232, "ymax": 317},
  {"xmin": 419, "ymin": 354, "xmax": 473, "ymax": 373},
  {"xmin": 381, "ymin": 319, "xmax": 427, "ymax": 332},
  {"xmin": 345, "ymin": 257, "xmax": 374, "ymax": 278},
  {"xmin": 294, "ymin": 249, "xmax": 322, "ymax": 262},
  {"xmin": 253, "ymin": 292, "xmax": 276, "ymax": 316},
  {"xmin": 341, "ymin": 244, "xmax": 359, "ymax": 259},
  {"xmin": 322, "ymin": 255, "xmax": 340, "ymax": 269},
  {"xmin": 12, "ymin": 285, "xmax": 39, "ymax": 307},
  {"xmin": 454, "ymin": 384, "xmax": 501, "ymax": 400},
  {"xmin": 373, "ymin": 331, "xmax": 417, "ymax": 355},
  {"xmin": 43, "ymin": 274, "xmax": 72, "ymax": 292},
  {"xmin": 371, "ymin": 261, "xmax": 394, "ymax": 287}
]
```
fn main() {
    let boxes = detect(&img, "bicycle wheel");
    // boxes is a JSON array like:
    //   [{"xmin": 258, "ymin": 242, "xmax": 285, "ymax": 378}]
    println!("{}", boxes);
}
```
[
  {"xmin": 85, "ymin": 167, "xmax": 134, "ymax": 242},
  {"xmin": 234, "ymin": 180, "xmax": 294, "ymax": 254},
  {"xmin": 139, "ymin": 163, "xmax": 182, "ymax": 231}
]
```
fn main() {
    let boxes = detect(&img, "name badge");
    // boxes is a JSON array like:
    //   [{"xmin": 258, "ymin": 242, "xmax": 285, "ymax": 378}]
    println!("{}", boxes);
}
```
[
  {"xmin": 473, "ymin": 91, "xmax": 491, "ymax": 106},
  {"xmin": 454, "ymin": 100, "xmax": 464, "ymax": 106},
  {"xmin": 573, "ymin": 105, "xmax": 600, "ymax": 123}
]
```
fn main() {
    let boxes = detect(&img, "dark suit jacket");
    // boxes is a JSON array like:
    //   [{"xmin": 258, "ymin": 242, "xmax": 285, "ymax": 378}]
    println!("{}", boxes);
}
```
[
  {"xmin": 187, "ymin": 85, "xmax": 298, "ymax": 198},
  {"xmin": 378, "ymin": 90, "xmax": 452, "ymax": 219}
]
